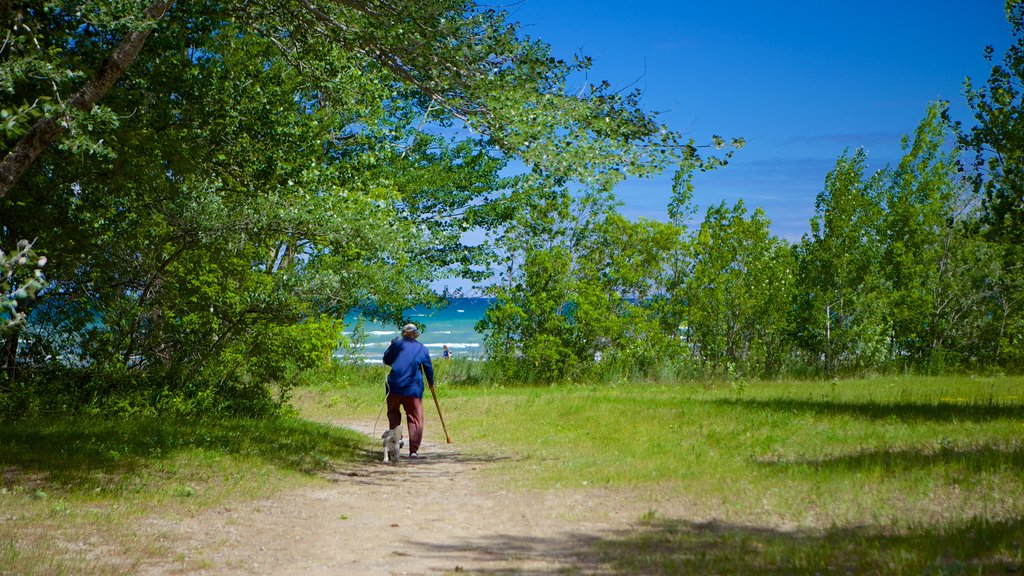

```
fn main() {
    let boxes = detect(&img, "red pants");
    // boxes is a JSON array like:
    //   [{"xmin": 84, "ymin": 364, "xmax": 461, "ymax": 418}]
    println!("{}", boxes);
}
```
[{"xmin": 387, "ymin": 394, "xmax": 424, "ymax": 454}]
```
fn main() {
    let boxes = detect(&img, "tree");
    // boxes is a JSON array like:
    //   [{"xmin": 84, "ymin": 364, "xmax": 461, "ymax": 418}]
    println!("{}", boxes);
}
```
[
  {"xmin": 684, "ymin": 200, "xmax": 793, "ymax": 376},
  {"xmin": 1, "ymin": 239, "xmax": 46, "ymax": 381},
  {"xmin": 573, "ymin": 212, "xmax": 688, "ymax": 373},
  {"xmin": 960, "ymin": 0, "xmax": 1024, "ymax": 246},
  {"xmin": 477, "ymin": 186, "xmax": 607, "ymax": 383},
  {"xmin": 1, "ymin": 1, "xmax": 729, "ymax": 410},
  {"xmin": 956, "ymin": 0, "xmax": 1024, "ymax": 368},
  {"xmin": 478, "ymin": 185, "xmax": 697, "ymax": 383},
  {"xmin": 793, "ymin": 150, "xmax": 889, "ymax": 373},
  {"xmin": 2, "ymin": 1, "xmax": 707, "ymax": 199},
  {"xmin": 0, "ymin": 1, "xmax": 174, "ymax": 197},
  {"xmin": 879, "ymin": 103, "xmax": 962, "ymax": 363}
]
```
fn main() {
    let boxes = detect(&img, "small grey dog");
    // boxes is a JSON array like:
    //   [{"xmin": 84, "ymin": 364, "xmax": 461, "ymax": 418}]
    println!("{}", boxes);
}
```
[{"xmin": 382, "ymin": 427, "xmax": 404, "ymax": 464}]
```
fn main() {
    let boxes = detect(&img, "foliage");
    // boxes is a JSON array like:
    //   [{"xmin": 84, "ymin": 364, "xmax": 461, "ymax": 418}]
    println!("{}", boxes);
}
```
[
  {"xmin": 877, "ymin": 102, "xmax": 1022, "ymax": 370},
  {"xmin": 1, "ymin": 1, "xmax": 728, "ymax": 410},
  {"xmin": 1, "ymin": 238, "xmax": 46, "ymax": 339},
  {"xmin": 1, "ymin": 238, "xmax": 47, "ymax": 388},
  {"xmin": 478, "ymin": 98, "xmax": 1024, "ymax": 381},
  {"xmin": 479, "ymin": 243, "xmax": 579, "ymax": 383},
  {"xmin": 960, "ymin": 0, "xmax": 1024, "ymax": 247},
  {"xmin": 880, "ymin": 103, "xmax": 961, "ymax": 361},
  {"xmin": 575, "ymin": 213, "xmax": 689, "ymax": 373},
  {"xmin": 956, "ymin": 0, "xmax": 1024, "ymax": 369},
  {"xmin": 792, "ymin": 149, "xmax": 889, "ymax": 373},
  {"xmin": 478, "ymin": 189, "xmax": 696, "ymax": 384},
  {"xmin": 789, "ymin": 105, "xmax": 1021, "ymax": 374},
  {"xmin": 2, "ymin": 0, "xmax": 1023, "ymax": 404},
  {"xmin": 683, "ymin": 200, "xmax": 793, "ymax": 376}
]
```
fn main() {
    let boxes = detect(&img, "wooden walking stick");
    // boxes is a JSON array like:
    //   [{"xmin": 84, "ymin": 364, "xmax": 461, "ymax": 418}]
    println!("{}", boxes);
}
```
[{"xmin": 428, "ymin": 383, "xmax": 453, "ymax": 444}]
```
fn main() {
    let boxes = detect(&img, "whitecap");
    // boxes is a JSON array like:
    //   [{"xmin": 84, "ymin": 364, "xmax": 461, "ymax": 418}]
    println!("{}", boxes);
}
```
[{"xmin": 426, "ymin": 343, "xmax": 480, "ymax": 349}]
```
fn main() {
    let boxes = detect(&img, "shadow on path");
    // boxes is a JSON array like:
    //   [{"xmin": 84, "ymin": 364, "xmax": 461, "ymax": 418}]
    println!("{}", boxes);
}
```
[{"xmin": 329, "ymin": 422, "xmax": 513, "ymax": 487}]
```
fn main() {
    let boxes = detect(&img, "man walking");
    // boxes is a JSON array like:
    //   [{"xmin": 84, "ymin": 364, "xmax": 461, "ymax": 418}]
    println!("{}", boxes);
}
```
[{"xmin": 383, "ymin": 323, "xmax": 435, "ymax": 458}]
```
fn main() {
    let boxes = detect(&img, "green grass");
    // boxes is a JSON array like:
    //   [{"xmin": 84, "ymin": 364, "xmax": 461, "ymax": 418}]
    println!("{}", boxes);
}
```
[
  {"xmin": 2, "ymin": 373, "xmax": 1022, "ymax": 574},
  {"xmin": 0, "ymin": 414, "xmax": 370, "ymax": 575},
  {"xmin": 596, "ymin": 514, "xmax": 1023, "ymax": 575},
  {"xmin": 300, "ymin": 372, "xmax": 1024, "ymax": 574}
]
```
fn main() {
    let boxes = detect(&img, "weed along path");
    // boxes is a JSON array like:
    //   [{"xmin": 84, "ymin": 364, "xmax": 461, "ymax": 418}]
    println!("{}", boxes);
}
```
[{"xmin": 141, "ymin": 420, "xmax": 676, "ymax": 576}]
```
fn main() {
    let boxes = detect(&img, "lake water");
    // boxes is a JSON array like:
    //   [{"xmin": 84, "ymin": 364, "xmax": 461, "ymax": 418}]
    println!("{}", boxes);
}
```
[{"xmin": 339, "ymin": 297, "xmax": 490, "ymax": 362}]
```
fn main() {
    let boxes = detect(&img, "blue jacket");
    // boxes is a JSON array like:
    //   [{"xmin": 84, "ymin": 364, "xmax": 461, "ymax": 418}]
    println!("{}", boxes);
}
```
[{"xmin": 383, "ymin": 337, "xmax": 434, "ymax": 398}]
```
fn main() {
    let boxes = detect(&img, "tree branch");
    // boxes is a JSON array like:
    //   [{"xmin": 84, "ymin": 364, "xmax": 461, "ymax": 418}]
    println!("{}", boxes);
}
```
[{"xmin": 0, "ymin": 0, "xmax": 174, "ymax": 198}]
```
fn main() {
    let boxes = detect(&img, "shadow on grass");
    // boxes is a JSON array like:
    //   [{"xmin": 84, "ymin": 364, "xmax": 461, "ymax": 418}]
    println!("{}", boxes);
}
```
[
  {"xmin": 715, "ymin": 397, "xmax": 1024, "ymax": 423},
  {"xmin": 0, "ymin": 416, "xmax": 367, "ymax": 490},
  {"xmin": 757, "ymin": 441, "xmax": 1024, "ymax": 473},
  {"xmin": 406, "ymin": 515, "xmax": 1024, "ymax": 575}
]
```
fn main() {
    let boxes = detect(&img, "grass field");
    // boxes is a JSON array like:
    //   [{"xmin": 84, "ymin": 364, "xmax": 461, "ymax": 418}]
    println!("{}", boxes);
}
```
[
  {"xmin": 297, "ymin": 371, "xmax": 1024, "ymax": 574},
  {"xmin": 2, "ymin": 371, "xmax": 1023, "ymax": 574},
  {"xmin": 0, "ymin": 415, "xmax": 369, "ymax": 575}
]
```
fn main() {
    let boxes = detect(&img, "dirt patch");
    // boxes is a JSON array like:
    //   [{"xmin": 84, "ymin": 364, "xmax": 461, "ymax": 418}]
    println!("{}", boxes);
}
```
[{"xmin": 133, "ymin": 421, "xmax": 694, "ymax": 575}]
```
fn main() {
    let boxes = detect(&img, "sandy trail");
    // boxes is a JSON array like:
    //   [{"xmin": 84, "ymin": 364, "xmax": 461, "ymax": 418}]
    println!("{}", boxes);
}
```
[{"xmin": 138, "ymin": 421, "xmax": 670, "ymax": 575}]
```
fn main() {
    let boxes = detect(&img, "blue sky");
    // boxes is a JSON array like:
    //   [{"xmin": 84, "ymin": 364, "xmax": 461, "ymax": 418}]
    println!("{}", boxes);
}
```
[{"xmin": 507, "ymin": 1, "xmax": 1012, "ymax": 241}]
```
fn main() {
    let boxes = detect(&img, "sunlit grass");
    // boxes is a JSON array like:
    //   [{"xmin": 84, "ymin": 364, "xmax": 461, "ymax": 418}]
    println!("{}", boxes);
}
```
[
  {"xmin": 303, "ymin": 372, "xmax": 1024, "ymax": 573},
  {"xmin": 2, "ymin": 372, "xmax": 1022, "ymax": 574}
]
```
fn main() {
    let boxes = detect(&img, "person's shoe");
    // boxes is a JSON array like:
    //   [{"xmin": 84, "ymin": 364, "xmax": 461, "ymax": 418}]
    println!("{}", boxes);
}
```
[{"xmin": 408, "ymin": 452, "xmax": 420, "ymax": 459}]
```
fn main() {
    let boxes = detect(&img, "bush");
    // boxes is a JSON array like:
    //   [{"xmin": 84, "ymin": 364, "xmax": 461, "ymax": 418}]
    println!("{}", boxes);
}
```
[{"xmin": 0, "ymin": 317, "xmax": 343, "ymax": 419}]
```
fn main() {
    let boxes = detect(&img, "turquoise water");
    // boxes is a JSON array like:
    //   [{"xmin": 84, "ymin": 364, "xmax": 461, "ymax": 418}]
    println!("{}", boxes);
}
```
[{"xmin": 340, "ymin": 297, "xmax": 490, "ymax": 362}]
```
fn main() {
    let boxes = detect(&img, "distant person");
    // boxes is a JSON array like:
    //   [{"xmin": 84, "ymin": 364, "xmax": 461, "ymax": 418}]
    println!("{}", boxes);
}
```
[
  {"xmin": 442, "ymin": 345, "xmax": 452, "ymax": 360},
  {"xmin": 383, "ymin": 323, "xmax": 435, "ymax": 458}
]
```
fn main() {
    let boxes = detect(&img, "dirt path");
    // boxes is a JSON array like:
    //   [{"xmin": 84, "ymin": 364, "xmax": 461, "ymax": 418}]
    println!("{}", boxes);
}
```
[{"xmin": 137, "ymin": 421, "xmax": 684, "ymax": 576}]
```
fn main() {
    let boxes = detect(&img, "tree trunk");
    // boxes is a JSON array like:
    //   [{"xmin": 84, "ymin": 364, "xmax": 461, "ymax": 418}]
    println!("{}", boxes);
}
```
[
  {"xmin": 2, "ymin": 332, "xmax": 18, "ymax": 383},
  {"xmin": 0, "ymin": 0, "xmax": 174, "ymax": 198}
]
